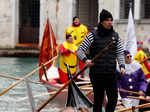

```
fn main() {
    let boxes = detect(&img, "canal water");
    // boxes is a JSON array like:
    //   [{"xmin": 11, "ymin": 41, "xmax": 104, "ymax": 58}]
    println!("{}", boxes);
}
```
[{"xmin": 0, "ymin": 57, "xmax": 62, "ymax": 112}]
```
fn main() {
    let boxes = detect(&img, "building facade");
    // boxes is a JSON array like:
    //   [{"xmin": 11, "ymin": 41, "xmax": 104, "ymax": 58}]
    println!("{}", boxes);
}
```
[{"xmin": 0, "ymin": 0, "xmax": 149, "ymax": 49}]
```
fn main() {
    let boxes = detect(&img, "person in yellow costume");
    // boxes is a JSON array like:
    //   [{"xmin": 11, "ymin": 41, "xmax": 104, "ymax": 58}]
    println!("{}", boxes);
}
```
[
  {"xmin": 134, "ymin": 41, "xmax": 150, "ymax": 80},
  {"xmin": 65, "ymin": 16, "xmax": 88, "ymax": 76},
  {"xmin": 58, "ymin": 34, "xmax": 78, "ymax": 84}
]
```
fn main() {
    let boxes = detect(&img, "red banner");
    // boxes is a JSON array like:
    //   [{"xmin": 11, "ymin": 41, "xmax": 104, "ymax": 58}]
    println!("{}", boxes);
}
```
[{"xmin": 39, "ymin": 19, "xmax": 57, "ymax": 82}]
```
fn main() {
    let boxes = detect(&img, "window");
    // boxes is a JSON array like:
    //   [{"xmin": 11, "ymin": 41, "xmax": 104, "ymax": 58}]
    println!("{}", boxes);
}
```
[
  {"xmin": 120, "ymin": 0, "xmax": 134, "ymax": 19},
  {"xmin": 141, "ymin": 0, "xmax": 150, "ymax": 18},
  {"xmin": 20, "ymin": 0, "xmax": 40, "ymax": 27},
  {"xmin": 19, "ymin": 0, "xmax": 40, "ymax": 43}
]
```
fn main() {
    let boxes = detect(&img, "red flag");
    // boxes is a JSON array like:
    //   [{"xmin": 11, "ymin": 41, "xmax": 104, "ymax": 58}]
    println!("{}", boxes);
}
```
[{"xmin": 39, "ymin": 19, "xmax": 57, "ymax": 82}]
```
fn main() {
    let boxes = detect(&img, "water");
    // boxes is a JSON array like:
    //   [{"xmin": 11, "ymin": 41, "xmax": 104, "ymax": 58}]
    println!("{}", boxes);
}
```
[{"xmin": 0, "ymin": 57, "xmax": 61, "ymax": 112}]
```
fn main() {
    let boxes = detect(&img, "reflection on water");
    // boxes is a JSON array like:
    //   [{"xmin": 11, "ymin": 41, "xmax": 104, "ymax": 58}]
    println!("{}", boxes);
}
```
[{"xmin": 0, "ymin": 57, "xmax": 61, "ymax": 112}]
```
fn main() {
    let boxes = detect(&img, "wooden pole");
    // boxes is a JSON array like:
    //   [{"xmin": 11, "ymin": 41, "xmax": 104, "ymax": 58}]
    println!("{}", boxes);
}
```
[
  {"xmin": 115, "ymin": 102, "xmax": 150, "ymax": 112},
  {"xmin": 119, "ymin": 89, "xmax": 139, "ymax": 95},
  {"xmin": 127, "ymin": 96, "xmax": 150, "ymax": 102},
  {"xmin": 42, "ymin": 64, "xmax": 49, "ymax": 81},
  {"xmin": 37, "ymin": 41, "xmax": 114, "ymax": 111},
  {"xmin": 79, "ymin": 84, "xmax": 92, "ymax": 89},
  {"xmin": 85, "ymin": 90, "xmax": 93, "ymax": 96},
  {"xmin": 17, "ymin": 89, "xmax": 67, "ymax": 101},
  {"xmin": 0, "ymin": 56, "xmax": 57, "ymax": 96},
  {"xmin": 85, "ymin": 89, "xmax": 140, "ymax": 101},
  {"xmin": 140, "ymin": 56, "xmax": 150, "ymax": 64},
  {"xmin": 0, "ymin": 74, "xmax": 41, "ymax": 84}
]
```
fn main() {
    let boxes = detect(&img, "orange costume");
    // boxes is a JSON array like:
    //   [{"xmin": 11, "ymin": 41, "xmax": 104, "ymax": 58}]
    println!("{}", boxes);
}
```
[
  {"xmin": 58, "ymin": 41, "xmax": 78, "ymax": 84},
  {"xmin": 65, "ymin": 24, "xmax": 88, "ymax": 75}
]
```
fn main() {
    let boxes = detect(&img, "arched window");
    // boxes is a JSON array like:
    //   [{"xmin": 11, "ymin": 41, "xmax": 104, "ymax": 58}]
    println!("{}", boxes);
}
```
[
  {"xmin": 141, "ymin": 0, "xmax": 150, "ymax": 18},
  {"xmin": 120, "ymin": 0, "xmax": 134, "ymax": 19}
]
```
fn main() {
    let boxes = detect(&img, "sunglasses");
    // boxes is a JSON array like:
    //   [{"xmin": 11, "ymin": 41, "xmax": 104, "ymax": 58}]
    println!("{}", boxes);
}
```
[{"xmin": 126, "ymin": 55, "xmax": 132, "ymax": 59}]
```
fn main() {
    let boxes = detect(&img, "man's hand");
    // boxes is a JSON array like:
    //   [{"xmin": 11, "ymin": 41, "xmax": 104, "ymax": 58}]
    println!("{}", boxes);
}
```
[
  {"xmin": 138, "ymin": 91, "xmax": 145, "ymax": 96},
  {"xmin": 146, "ymin": 96, "xmax": 150, "ymax": 100},
  {"xmin": 85, "ymin": 59, "xmax": 94, "ymax": 67},
  {"xmin": 69, "ymin": 50, "xmax": 74, "ymax": 54},
  {"xmin": 120, "ymin": 67, "xmax": 125, "ymax": 75}
]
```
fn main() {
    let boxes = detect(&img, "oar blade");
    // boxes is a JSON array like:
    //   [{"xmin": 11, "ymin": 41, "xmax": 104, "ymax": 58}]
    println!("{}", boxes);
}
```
[
  {"xmin": 66, "ymin": 65, "xmax": 93, "ymax": 108},
  {"xmin": 25, "ymin": 80, "xmax": 37, "ymax": 112}
]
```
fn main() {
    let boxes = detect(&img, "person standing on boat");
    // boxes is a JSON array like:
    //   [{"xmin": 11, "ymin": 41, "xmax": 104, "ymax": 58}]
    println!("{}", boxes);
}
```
[
  {"xmin": 116, "ymin": 50, "xmax": 147, "ymax": 111},
  {"xmin": 77, "ymin": 9, "xmax": 125, "ymax": 112},
  {"xmin": 58, "ymin": 34, "xmax": 78, "ymax": 84},
  {"xmin": 134, "ymin": 41, "xmax": 150, "ymax": 81},
  {"xmin": 65, "ymin": 16, "xmax": 88, "ymax": 77}
]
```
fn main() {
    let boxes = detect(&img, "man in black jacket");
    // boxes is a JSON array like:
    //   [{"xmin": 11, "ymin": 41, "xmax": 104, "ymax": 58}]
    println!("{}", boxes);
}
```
[{"xmin": 77, "ymin": 9, "xmax": 125, "ymax": 112}]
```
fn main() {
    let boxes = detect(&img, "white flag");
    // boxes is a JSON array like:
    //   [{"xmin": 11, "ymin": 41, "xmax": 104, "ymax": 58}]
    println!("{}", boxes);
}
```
[{"xmin": 125, "ymin": 7, "xmax": 137, "ymax": 58}]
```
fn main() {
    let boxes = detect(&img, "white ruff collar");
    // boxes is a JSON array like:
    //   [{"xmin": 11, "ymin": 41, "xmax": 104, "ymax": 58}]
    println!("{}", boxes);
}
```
[
  {"xmin": 125, "ymin": 61, "xmax": 141, "ymax": 74},
  {"xmin": 116, "ymin": 61, "xmax": 141, "ymax": 75}
]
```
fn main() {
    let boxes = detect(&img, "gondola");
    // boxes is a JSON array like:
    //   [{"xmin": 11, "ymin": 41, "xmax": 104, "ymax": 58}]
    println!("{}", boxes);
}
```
[{"xmin": 41, "ymin": 65, "xmax": 93, "ymax": 105}]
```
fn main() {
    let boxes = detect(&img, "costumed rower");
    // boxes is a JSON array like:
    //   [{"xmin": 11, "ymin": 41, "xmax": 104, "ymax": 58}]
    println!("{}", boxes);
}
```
[
  {"xmin": 65, "ymin": 16, "xmax": 88, "ymax": 77},
  {"xmin": 134, "ymin": 41, "xmax": 150, "ymax": 80},
  {"xmin": 117, "ymin": 50, "xmax": 147, "ymax": 111},
  {"xmin": 58, "ymin": 34, "xmax": 78, "ymax": 84},
  {"xmin": 77, "ymin": 9, "xmax": 125, "ymax": 112}
]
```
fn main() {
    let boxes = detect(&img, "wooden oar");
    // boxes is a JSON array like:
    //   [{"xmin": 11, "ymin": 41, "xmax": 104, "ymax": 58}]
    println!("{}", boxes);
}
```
[
  {"xmin": 42, "ymin": 64, "xmax": 49, "ymax": 81},
  {"xmin": 0, "ymin": 74, "xmax": 41, "ymax": 84},
  {"xmin": 85, "ymin": 89, "xmax": 140, "ymax": 97},
  {"xmin": 85, "ymin": 89, "xmax": 93, "ymax": 96},
  {"xmin": 140, "ymin": 56, "xmax": 150, "ymax": 64},
  {"xmin": 37, "ymin": 41, "xmax": 114, "ymax": 111},
  {"xmin": 79, "ymin": 84, "xmax": 92, "ymax": 89},
  {"xmin": 17, "ymin": 85, "xmax": 92, "ymax": 102},
  {"xmin": 25, "ymin": 80, "xmax": 36, "ymax": 112},
  {"xmin": 119, "ymin": 89, "xmax": 139, "ymax": 95},
  {"xmin": 75, "ymin": 81, "xmax": 91, "ymax": 85},
  {"xmin": 115, "ymin": 102, "xmax": 150, "ymax": 112},
  {"xmin": 0, "ymin": 56, "xmax": 57, "ymax": 96},
  {"xmin": 127, "ymin": 96, "xmax": 150, "ymax": 102},
  {"xmin": 17, "ymin": 89, "xmax": 67, "ymax": 101}
]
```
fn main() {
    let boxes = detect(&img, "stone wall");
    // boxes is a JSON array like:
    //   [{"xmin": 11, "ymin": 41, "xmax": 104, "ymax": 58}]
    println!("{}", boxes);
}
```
[
  {"xmin": 39, "ymin": 0, "xmax": 74, "ymax": 45},
  {"xmin": 0, "ymin": 0, "xmax": 13, "ymax": 48},
  {"xmin": 114, "ymin": 21, "xmax": 150, "ymax": 49},
  {"xmin": 0, "ymin": 0, "xmax": 149, "ymax": 50}
]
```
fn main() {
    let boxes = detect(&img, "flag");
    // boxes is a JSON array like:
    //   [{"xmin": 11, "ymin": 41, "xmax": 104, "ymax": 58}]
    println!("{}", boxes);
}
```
[
  {"xmin": 125, "ymin": 6, "xmax": 137, "ymax": 58},
  {"xmin": 39, "ymin": 19, "xmax": 57, "ymax": 82}
]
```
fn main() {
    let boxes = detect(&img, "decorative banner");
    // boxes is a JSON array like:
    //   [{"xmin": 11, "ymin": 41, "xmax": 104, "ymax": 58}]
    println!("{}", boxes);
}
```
[
  {"xmin": 39, "ymin": 19, "xmax": 57, "ymax": 82},
  {"xmin": 125, "ymin": 6, "xmax": 137, "ymax": 59}
]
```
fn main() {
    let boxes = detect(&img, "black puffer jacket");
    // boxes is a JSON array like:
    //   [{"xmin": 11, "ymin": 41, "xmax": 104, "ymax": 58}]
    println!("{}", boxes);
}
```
[{"xmin": 89, "ymin": 24, "xmax": 119, "ymax": 74}]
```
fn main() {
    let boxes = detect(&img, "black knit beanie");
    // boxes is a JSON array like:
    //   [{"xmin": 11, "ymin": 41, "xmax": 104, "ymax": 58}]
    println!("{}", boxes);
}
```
[{"xmin": 99, "ymin": 9, "xmax": 113, "ymax": 23}]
